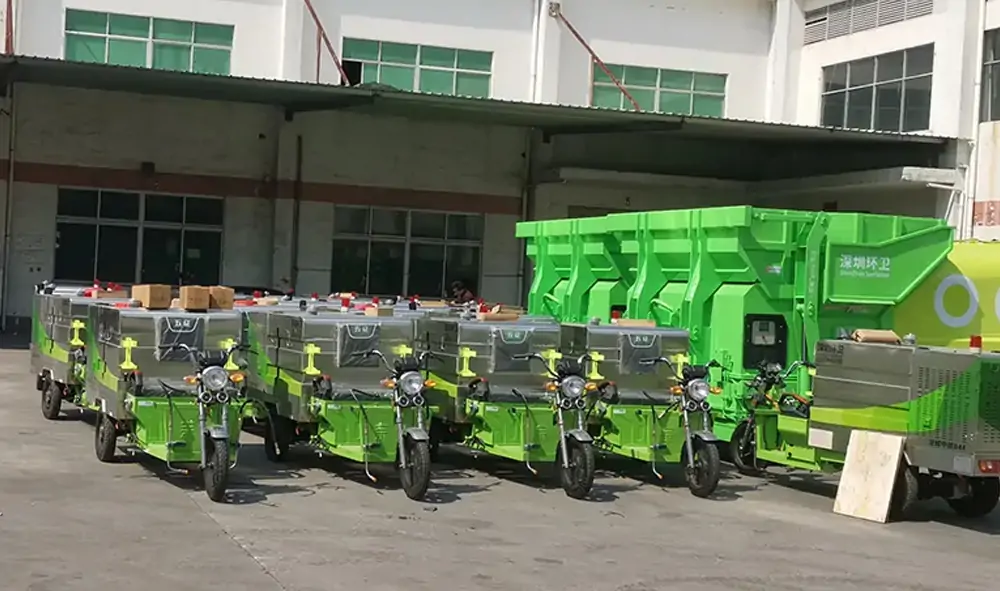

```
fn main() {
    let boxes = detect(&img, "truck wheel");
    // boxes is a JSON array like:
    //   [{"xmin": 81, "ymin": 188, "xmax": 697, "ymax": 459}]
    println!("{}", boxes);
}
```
[
  {"xmin": 41, "ymin": 380, "xmax": 62, "ymax": 420},
  {"xmin": 94, "ymin": 414, "xmax": 118, "ymax": 463},
  {"xmin": 203, "ymin": 438, "xmax": 230, "ymax": 503},
  {"xmin": 947, "ymin": 477, "xmax": 1000, "ymax": 518},
  {"xmin": 399, "ymin": 437, "xmax": 432, "ymax": 501},
  {"xmin": 889, "ymin": 462, "xmax": 919, "ymax": 520},
  {"xmin": 559, "ymin": 438, "xmax": 596, "ymax": 500}
]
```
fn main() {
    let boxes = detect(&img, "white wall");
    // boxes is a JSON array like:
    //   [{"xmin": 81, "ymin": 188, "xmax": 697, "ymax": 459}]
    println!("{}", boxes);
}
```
[{"xmin": 17, "ymin": 0, "xmax": 283, "ymax": 79}]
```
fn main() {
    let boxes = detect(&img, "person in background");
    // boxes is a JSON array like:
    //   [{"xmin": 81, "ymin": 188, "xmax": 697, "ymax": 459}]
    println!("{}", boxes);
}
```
[{"xmin": 450, "ymin": 280, "xmax": 475, "ymax": 305}]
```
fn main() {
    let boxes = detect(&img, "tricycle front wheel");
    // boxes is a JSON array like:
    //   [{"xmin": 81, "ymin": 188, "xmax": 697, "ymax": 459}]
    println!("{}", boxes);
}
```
[
  {"xmin": 559, "ymin": 439, "xmax": 595, "ymax": 500},
  {"xmin": 203, "ymin": 438, "xmax": 230, "ymax": 503},
  {"xmin": 685, "ymin": 438, "xmax": 721, "ymax": 498},
  {"xmin": 399, "ymin": 437, "xmax": 431, "ymax": 501},
  {"xmin": 41, "ymin": 380, "xmax": 61, "ymax": 421},
  {"xmin": 94, "ymin": 413, "xmax": 118, "ymax": 463}
]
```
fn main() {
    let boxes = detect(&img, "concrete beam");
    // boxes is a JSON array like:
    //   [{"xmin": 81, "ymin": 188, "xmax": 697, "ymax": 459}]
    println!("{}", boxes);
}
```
[
  {"xmin": 540, "ymin": 166, "xmax": 746, "ymax": 191},
  {"xmin": 753, "ymin": 167, "xmax": 960, "ymax": 196}
]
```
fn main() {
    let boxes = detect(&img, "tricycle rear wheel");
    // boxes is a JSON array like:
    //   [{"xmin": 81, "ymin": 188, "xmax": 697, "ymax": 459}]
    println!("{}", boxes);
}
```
[
  {"xmin": 203, "ymin": 438, "xmax": 230, "ymax": 503},
  {"xmin": 947, "ymin": 477, "xmax": 1000, "ymax": 518},
  {"xmin": 559, "ymin": 438, "xmax": 595, "ymax": 500},
  {"xmin": 399, "ymin": 437, "xmax": 431, "ymax": 501},
  {"xmin": 94, "ymin": 413, "xmax": 117, "ymax": 463},
  {"xmin": 41, "ymin": 380, "xmax": 61, "ymax": 420},
  {"xmin": 730, "ymin": 421, "xmax": 761, "ymax": 476},
  {"xmin": 685, "ymin": 438, "xmax": 721, "ymax": 498}
]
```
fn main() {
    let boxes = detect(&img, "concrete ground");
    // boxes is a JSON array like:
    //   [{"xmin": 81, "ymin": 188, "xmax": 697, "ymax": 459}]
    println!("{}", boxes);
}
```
[{"xmin": 1, "ymin": 350, "xmax": 999, "ymax": 591}]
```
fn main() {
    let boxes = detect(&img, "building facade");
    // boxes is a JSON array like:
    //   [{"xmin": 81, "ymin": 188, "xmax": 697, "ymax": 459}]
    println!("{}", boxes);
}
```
[{"xmin": 0, "ymin": 0, "xmax": 984, "ymax": 324}]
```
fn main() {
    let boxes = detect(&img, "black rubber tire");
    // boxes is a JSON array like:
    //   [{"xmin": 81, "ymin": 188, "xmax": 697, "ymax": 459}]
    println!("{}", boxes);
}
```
[
  {"xmin": 686, "ymin": 438, "xmax": 722, "ymax": 498},
  {"xmin": 41, "ymin": 380, "xmax": 62, "ymax": 421},
  {"xmin": 399, "ymin": 437, "xmax": 432, "ymax": 501},
  {"xmin": 730, "ymin": 421, "xmax": 761, "ymax": 476},
  {"xmin": 947, "ymin": 477, "xmax": 1000, "ymax": 518},
  {"xmin": 263, "ymin": 416, "xmax": 290, "ymax": 463},
  {"xmin": 203, "ymin": 438, "xmax": 230, "ymax": 503},
  {"xmin": 889, "ymin": 462, "xmax": 920, "ymax": 521},
  {"xmin": 94, "ymin": 414, "xmax": 118, "ymax": 463},
  {"xmin": 559, "ymin": 438, "xmax": 596, "ymax": 500}
]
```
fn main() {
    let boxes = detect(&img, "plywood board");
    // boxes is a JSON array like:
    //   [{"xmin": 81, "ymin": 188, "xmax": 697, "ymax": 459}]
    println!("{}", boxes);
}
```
[{"xmin": 833, "ymin": 430, "xmax": 905, "ymax": 523}]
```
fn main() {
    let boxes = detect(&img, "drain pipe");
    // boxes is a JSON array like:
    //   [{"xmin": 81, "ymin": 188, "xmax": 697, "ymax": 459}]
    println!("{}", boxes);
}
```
[
  {"xmin": 528, "ymin": 0, "xmax": 542, "ymax": 100},
  {"xmin": 1, "ymin": 82, "xmax": 15, "ymax": 331},
  {"xmin": 966, "ymin": 0, "xmax": 988, "ymax": 240},
  {"xmin": 289, "ymin": 134, "xmax": 302, "ymax": 292},
  {"xmin": 4, "ymin": 0, "xmax": 13, "ymax": 54}
]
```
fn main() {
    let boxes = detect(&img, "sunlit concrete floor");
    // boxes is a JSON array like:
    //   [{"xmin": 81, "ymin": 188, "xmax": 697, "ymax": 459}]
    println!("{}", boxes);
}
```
[{"xmin": 1, "ymin": 350, "xmax": 998, "ymax": 591}]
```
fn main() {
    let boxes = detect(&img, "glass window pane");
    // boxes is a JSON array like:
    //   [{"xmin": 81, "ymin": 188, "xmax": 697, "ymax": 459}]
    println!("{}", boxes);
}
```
[
  {"xmin": 983, "ymin": 63, "xmax": 1000, "ymax": 122},
  {"xmin": 659, "ymin": 69, "xmax": 693, "ymax": 90},
  {"xmin": 194, "ymin": 23, "xmax": 234, "ymax": 46},
  {"xmin": 623, "ymin": 65, "xmax": 657, "ymax": 87},
  {"xmin": 96, "ymin": 225, "xmax": 138, "ymax": 284},
  {"xmin": 371, "ymin": 209, "xmax": 406, "ymax": 236},
  {"xmin": 58, "ymin": 188, "xmax": 99, "ymax": 217},
  {"xmin": 411, "ymin": 211, "xmax": 446, "ymax": 239},
  {"xmin": 874, "ymin": 81, "xmax": 902, "ymax": 131},
  {"xmin": 902, "ymin": 75, "xmax": 932, "ymax": 132},
  {"xmin": 65, "ymin": 10, "xmax": 107, "ymax": 34},
  {"xmin": 420, "ymin": 46, "xmax": 456, "ymax": 68},
  {"xmin": 821, "ymin": 92, "xmax": 847, "ymax": 127},
  {"xmin": 692, "ymin": 94, "xmax": 725, "ymax": 117},
  {"xmin": 823, "ymin": 63, "xmax": 847, "ymax": 93},
  {"xmin": 457, "ymin": 49, "xmax": 492, "ymax": 72},
  {"xmin": 153, "ymin": 18, "xmax": 193, "ymax": 42},
  {"xmin": 334, "ymin": 206, "xmax": 370, "ymax": 234},
  {"xmin": 445, "ymin": 245, "xmax": 480, "ymax": 294},
  {"xmin": 343, "ymin": 38, "xmax": 379, "ymax": 61},
  {"xmin": 54, "ymin": 223, "xmax": 97, "ymax": 282},
  {"xmin": 193, "ymin": 47, "xmax": 231, "ymax": 75},
  {"xmin": 142, "ymin": 228, "xmax": 182, "ymax": 284},
  {"xmin": 108, "ymin": 14, "xmax": 149, "ymax": 38},
  {"xmin": 876, "ymin": 52, "xmax": 904, "ymax": 82},
  {"xmin": 185, "ymin": 197, "xmax": 224, "ymax": 225},
  {"xmin": 419, "ymin": 69, "xmax": 455, "ymax": 94},
  {"xmin": 693, "ymin": 73, "xmax": 726, "ymax": 93},
  {"xmin": 65, "ymin": 34, "xmax": 106, "ymax": 64},
  {"xmin": 380, "ymin": 42, "xmax": 418, "ymax": 65},
  {"xmin": 331, "ymin": 239, "xmax": 369, "ymax": 293},
  {"xmin": 593, "ymin": 63, "xmax": 625, "ymax": 84},
  {"xmin": 905, "ymin": 45, "xmax": 934, "ymax": 77},
  {"xmin": 107, "ymin": 39, "xmax": 146, "ymax": 67},
  {"xmin": 629, "ymin": 88, "xmax": 656, "ymax": 111},
  {"xmin": 846, "ymin": 86, "xmax": 874, "ymax": 129},
  {"xmin": 658, "ymin": 90, "xmax": 691, "ymax": 115},
  {"xmin": 592, "ymin": 84, "xmax": 622, "ymax": 109},
  {"xmin": 986, "ymin": 30, "xmax": 1000, "ymax": 64},
  {"xmin": 182, "ymin": 230, "xmax": 221, "ymax": 285},
  {"xmin": 368, "ymin": 242, "xmax": 405, "ymax": 295},
  {"xmin": 408, "ymin": 244, "xmax": 445, "ymax": 298},
  {"xmin": 361, "ymin": 63, "xmax": 379, "ymax": 83},
  {"xmin": 455, "ymin": 72, "xmax": 490, "ymax": 98},
  {"xmin": 379, "ymin": 65, "xmax": 415, "ymax": 90},
  {"xmin": 99, "ymin": 191, "xmax": 139, "ymax": 220},
  {"xmin": 447, "ymin": 214, "xmax": 484, "ymax": 241},
  {"xmin": 145, "ymin": 194, "xmax": 184, "ymax": 223},
  {"xmin": 152, "ymin": 43, "xmax": 192, "ymax": 72},
  {"xmin": 848, "ymin": 58, "xmax": 875, "ymax": 87}
]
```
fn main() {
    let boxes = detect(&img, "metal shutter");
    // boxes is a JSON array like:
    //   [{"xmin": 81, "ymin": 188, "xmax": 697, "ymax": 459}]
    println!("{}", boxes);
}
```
[
  {"xmin": 905, "ymin": 0, "xmax": 934, "ymax": 19},
  {"xmin": 827, "ymin": 2, "xmax": 851, "ymax": 39},
  {"xmin": 804, "ymin": 9, "xmax": 829, "ymax": 45},
  {"xmin": 851, "ymin": 0, "xmax": 879, "ymax": 32},
  {"xmin": 878, "ymin": 0, "xmax": 906, "ymax": 26}
]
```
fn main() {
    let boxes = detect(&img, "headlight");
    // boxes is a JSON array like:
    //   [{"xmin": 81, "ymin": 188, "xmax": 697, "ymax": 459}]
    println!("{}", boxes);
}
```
[
  {"xmin": 398, "ymin": 371, "xmax": 424, "ymax": 396},
  {"xmin": 201, "ymin": 366, "xmax": 229, "ymax": 392},
  {"xmin": 687, "ymin": 379, "xmax": 710, "ymax": 402},
  {"xmin": 561, "ymin": 376, "xmax": 586, "ymax": 398}
]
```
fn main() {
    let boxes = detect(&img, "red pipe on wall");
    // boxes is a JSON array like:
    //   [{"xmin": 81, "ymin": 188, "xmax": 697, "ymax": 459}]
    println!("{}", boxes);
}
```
[
  {"xmin": 550, "ymin": 5, "xmax": 641, "ymax": 112},
  {"xmin": 301, "ymin": 0, "xmax": 349, "ymax": 84},
  {"xmin": 5, "ymin": 0, "xmax": 13, "ymax": 55}
]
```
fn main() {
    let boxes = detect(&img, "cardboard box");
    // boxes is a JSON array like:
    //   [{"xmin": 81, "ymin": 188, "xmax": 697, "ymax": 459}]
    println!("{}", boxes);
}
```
[
  {"xmin": 131, "ymin": 284, "xmax": 172, "ymax": 309},
  {"xmin": 179, "ymin": 286, "xmax": 210, "ymax": 310},
  {"xmin": 209, "ymin": 286, "xmax": 235, "ymax": 310},
  {"xmin": 364, "ymin": 306, "xmax": 393, "ymax": 317},
  {"xmin": 476, "ymin": 312, "xmax": 520, "ymax": 322},
  {"xmin": 851, "ymin": 329, "xmax": 900, "ymax": 344},
  {"xmin": 612, "ymin": 319, "xmax": 656, "ymax": 327},
  {"xmin": 93, "ymin": 289, "xmax": 129, "ymax": 300}
]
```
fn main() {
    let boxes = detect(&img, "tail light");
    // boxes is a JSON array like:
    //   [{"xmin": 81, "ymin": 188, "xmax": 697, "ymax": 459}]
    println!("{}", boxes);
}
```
[
  {"xmin": 970, "ymin": 335, "xmax": 983, "ymax": 352},
  {"xmin": 979, "ymin": 459, "xmax": 1000, "ymax": 474},
  {"xmin": 611, "ymin": 310, "xmax": 622, "ymax": 320}
]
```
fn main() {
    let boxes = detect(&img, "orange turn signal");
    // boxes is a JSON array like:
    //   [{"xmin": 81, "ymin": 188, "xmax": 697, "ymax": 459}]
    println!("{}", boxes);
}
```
[
  {"xmin": 670, "ymin": 385, "xmax": 683, "ymax": 394},
  {"xmin": 424, "ymin": 379, "xmax": 437, "ymax": 388},
  {"xmin": 230, "ymin": 372, "xmax": 245, "ymax": 383},
  {"xmin": 709, "ymin": 386, "xmax": 722, "ymax": 395},
  {"xmin": 544, "ymin": 381, "xmax": 558, "ymax": 392},
  {"xmin": 584, "ymin": 382, "xmax": 598, "ymax": 391},
  {"xmin": 183, "ymin": 375, "xmax": 198, "ymax": 385},
  {"xmin": 381, "ymin": 379, "xmax": 396, "ymax": 389}
]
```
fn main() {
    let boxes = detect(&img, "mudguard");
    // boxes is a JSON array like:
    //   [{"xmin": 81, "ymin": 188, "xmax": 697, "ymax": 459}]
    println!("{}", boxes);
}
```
[
  {"xmin": 206, "ymin": 426, "xmax": 229, "ymax": 440},
  {"xmin": 404, "ymin": 427, "xmax": 430, "ymax": 442},
  {"xmin": 691, "ymin": 430, "xmax": 719, "ymax": 444},
  {"xmin": 36, "ymin": 371, "xmax": 49, "ymax": 392},
  {"xmin": 566, "ymin": 428, "xmax": 593, "ymax": 443}
]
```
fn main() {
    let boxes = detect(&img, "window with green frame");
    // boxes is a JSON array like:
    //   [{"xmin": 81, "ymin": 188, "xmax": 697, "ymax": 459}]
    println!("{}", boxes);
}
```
[
  {"xmin": 63, "ymin": 9, "xmax": 234, "ymax": 75},
  {"xmin": 341, "ymin": 38, "xmax": 492, "ymax": 98},
  {"xmin": 591, "ymin": 63, "xmax": 727, "ymax": 117}
]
